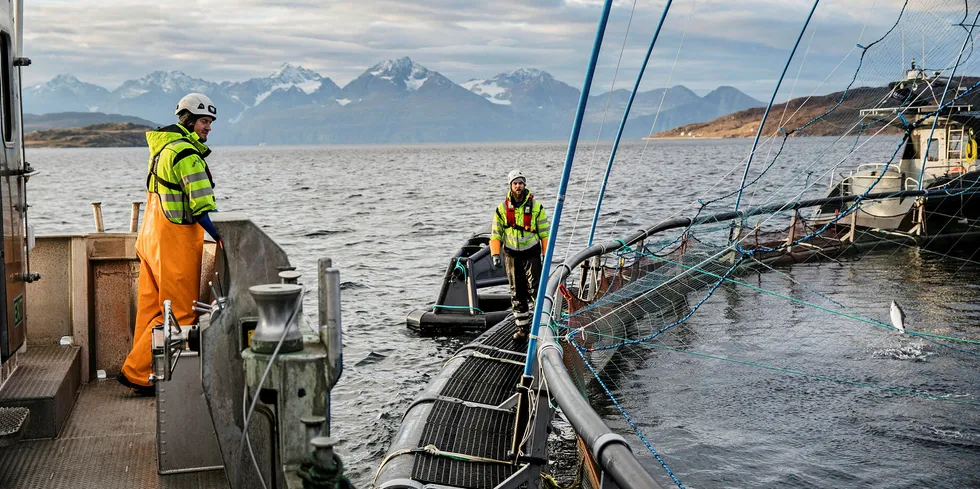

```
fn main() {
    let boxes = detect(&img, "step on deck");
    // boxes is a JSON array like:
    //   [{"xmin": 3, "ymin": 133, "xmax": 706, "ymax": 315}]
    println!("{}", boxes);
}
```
[
  {"xmin": 0, "ymin": 407, "xmax": 29, "ymax": 447},
  {"xmin": 0, "ymin": 345, "xmax": 81, "ymax": 439}
]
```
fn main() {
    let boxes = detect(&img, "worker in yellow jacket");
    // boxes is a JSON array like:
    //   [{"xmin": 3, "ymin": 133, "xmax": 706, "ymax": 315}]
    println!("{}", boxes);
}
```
[
  {"xmin": 490, "ymin": 170, "xmax": 550, "ymax": 341},
  {"xmin": 118, "ymin": 93, "xmax": 220, "ymax": 395}
]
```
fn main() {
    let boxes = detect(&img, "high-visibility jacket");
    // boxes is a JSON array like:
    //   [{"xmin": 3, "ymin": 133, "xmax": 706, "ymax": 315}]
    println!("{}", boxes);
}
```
[
  {"xmin": 145, "ymin": 124, "xmax": 216, "ymax": 224},
  {"xmin": 490, "ymin": 190, "xmax": 550, "ymax": 252}
]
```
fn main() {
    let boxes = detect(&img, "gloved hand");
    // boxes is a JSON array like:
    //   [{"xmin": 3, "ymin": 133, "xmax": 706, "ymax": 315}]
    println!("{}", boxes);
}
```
[{"xmin": 492, "ymin": 254, "xmax": 501, "ymax": 269}]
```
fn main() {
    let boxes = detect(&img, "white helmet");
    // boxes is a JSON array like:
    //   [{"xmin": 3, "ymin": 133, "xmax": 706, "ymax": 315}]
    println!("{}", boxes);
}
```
[
  {"xmin": 508, "ymin": 169, "xmax": 526, "ymax": 186},
  {"xmin": 175, "ymin": 93, "xmax": 218, "ymax": 120}
]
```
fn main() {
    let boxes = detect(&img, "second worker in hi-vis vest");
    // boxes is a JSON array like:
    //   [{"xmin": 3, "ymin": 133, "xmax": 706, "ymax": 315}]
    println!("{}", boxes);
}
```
[
  {"xmin": 118, "ymin": 93, "xmax": 221, "ymax": 396},
  {"xmin": 490, "ymin": 170, "xmax": 551, "ymax": 341}
]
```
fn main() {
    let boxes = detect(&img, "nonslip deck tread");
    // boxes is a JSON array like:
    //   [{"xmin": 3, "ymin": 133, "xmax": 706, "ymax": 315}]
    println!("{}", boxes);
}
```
[{"xmin": 410, "ymin": 399, "xmax": 517, "ymax": 489}]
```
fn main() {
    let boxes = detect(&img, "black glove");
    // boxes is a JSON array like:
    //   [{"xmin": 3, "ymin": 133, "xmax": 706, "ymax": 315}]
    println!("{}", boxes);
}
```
[{"xmin": 492, "ymin": 254, "xmax": 501, "ymax": 269}]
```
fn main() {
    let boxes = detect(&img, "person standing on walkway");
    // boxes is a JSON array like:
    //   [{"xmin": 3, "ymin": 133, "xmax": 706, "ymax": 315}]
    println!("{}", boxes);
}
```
[
  {"xmin": 490, "ymin": 170, "xmax": 550, "ymax": 341},
  {"xmin": 118, "ymin": 93, "xmax": 221, "ymax": 395}
]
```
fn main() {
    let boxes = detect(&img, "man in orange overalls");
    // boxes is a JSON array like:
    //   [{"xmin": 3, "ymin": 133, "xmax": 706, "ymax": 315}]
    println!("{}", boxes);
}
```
[{"xmin": 118, "ymin": 93, "xmax": 220, "ymax": 396}]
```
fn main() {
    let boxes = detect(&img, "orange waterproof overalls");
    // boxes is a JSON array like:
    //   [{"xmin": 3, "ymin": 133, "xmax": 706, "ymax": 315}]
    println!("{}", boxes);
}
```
[{"xmin": 120, "ymin": 193, "xmax": 203, "ymax": 386}]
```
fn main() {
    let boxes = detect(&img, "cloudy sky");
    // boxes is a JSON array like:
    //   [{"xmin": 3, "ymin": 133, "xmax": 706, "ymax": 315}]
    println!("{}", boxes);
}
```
[{"xmin": 22, "ymin": 0, "xmax": 976, "ymax": 100}]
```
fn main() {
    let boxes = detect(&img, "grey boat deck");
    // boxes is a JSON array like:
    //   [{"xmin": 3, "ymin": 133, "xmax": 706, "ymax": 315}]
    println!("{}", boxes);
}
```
[
  {"xmin": 380, "ymin": 317, "xmax": 530, "ymax": 489},
  {"xmin": 0, "ymin": 379, "xmax": 227, "ymax": 489}
]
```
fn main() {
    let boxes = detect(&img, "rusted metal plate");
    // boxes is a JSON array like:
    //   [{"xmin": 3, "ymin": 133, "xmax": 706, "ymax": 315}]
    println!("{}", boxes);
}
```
[{"xmin": 92, "ymin": 261, "xmax": 138, "ymax": 375}]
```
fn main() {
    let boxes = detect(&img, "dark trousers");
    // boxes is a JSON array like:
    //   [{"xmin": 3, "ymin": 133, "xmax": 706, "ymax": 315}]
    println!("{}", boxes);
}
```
[{"xmin": 504, "ymin": 245, "xmax": 542, "ymax": 333}]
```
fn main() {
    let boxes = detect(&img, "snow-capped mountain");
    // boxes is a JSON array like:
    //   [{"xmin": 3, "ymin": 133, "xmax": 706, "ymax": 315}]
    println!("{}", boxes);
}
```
[
  {"xmin": 25, "ymin": 74, "xmax": 110, "ymax": 114},
  {"xmin": 21, "ymin": 59, "xmax": 764, "ymax": 145},
  {"xmin": 222, "ymin": 63, "xmax": 339, "ymax": 107},
  {"xmin": 337, "ymin": 57, "xmax": 448, "ymax": 104},
  {"xmin": 367, "ymin": 57, "xmax": 434, "ymax": 91},
  {"xmin": 461, "ymin": 68, "xmax": 579, "ymax": 110},
  {"xmin": 113, "ymin": 71, "xmax": 217, "ymax": 99}
]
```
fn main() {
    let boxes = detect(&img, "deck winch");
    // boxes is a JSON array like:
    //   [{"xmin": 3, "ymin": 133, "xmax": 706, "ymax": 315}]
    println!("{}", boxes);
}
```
[{"xmin": 148, "ymin": 213, "xmax": 348, "ymax": 489}]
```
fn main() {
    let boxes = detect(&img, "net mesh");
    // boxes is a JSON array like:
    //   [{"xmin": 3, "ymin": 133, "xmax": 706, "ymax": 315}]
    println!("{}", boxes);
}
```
[{"xmin": 550, "ymin": 1, "xmax": 980, "ymax": 487}]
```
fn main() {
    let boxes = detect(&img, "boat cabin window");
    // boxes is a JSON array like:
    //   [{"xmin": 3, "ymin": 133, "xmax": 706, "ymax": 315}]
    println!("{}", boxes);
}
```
[
  {"xmin": 926, "ymin": 138, "xmax": 940, "ymax": 161},
  {"xmin": 0, "ymin": 32, "xmax": 11, "ymax": 143},
  {"xmin": 903, "ymin": 136, "xmax": 919, "ymax": 160}
]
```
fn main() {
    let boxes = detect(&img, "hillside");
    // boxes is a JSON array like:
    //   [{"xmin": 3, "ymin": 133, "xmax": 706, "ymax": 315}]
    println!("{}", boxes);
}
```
[
  {"xmin": 653, "ymin": 87, "xmax": 898, "ymax": 138},
  {"xmin": 25, "ymin": 112, "xmax": 160, "ymax": 132},
  {"xmin": 25, "ymin": 122, "xmax": 151, "ymax": 148}
]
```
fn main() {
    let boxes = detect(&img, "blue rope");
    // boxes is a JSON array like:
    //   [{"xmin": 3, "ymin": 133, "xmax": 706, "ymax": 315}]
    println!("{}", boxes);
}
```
[
  {"xmin": 453, "ymin": 258, "xmax": 467, "ymax": 282},
  {"xmin": 570, "ymin": 338, "xmax": 686, "ymax": 489},
  {"xmin": 917, "ymin": 335, "xmax": 980, "ymax": 358},
  {"xmin": 578, "ymin": 256, "xmax": 745, "ymax": 351},
  {"xmin": 431, "ymin": 304, "xmax": 485, "ymax": 314}
]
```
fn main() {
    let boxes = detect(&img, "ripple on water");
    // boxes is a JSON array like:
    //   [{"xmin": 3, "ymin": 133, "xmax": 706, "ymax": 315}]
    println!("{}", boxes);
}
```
[{"xmin": 24, "ymin": 140, "xmax": 980, "ymax": 487}]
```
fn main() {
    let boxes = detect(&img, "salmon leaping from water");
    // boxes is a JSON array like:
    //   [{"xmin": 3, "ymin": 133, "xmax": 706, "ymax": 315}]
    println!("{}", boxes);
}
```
[{"xmin": 890, "ymin": 301, "xmax": 907, "ymax": 334}]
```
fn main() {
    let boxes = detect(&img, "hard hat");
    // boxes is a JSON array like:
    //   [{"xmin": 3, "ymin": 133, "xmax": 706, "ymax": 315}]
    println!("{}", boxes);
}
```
[
  {"xmin": 175, "ymin": 93, "xmax": 218, "ymax": 120},
  {"xmin": 508, "ymin": 169, "xmax": 526, "ymax": 186}
]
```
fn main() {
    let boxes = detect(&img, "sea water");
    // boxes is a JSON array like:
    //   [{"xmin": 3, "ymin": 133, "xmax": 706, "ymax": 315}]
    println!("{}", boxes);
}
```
[{"xmin": 26, "ymin": 137, "xmax": 978, "ymax": 487}]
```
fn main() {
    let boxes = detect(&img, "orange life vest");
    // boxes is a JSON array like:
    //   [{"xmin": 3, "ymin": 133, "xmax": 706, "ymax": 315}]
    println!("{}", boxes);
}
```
[{"xmin": 505, "ymin": 193, "xmax": 535, "ymax": 231}]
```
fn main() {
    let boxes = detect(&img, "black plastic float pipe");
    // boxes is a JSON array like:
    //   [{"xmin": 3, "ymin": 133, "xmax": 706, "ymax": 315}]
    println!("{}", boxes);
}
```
[{"xmin": 539, "ymin": 328, "xmax": 666, "ymax": 489}]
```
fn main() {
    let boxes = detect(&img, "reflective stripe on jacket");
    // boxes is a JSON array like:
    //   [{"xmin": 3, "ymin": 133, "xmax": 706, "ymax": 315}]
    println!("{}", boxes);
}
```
[
  {"xmin": 491, "ymin": 190, "xmax": 550, "ymax": 251},
  {"xmin": 145, "ymin": 124, "xmax": 216, "ymax": 224}
]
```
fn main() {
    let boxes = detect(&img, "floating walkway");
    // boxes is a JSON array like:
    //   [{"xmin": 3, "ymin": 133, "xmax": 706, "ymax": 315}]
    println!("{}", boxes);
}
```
[{"xmin": 375, "ymin": 317, "xmax": 549, "ymax": 489}]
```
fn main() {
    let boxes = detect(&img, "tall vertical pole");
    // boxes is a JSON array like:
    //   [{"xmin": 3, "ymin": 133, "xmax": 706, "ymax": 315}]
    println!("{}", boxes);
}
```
[
  {"xmin": 588, "ymin": 0, "xmax": 675, "ymax": 247},
  {"xmin": 524, "ymin": 0, "xmax": 614, "ymax": 377},
  {"xmin": 733, "ymin": 0, "xmax": 820, "ymax": 214}
]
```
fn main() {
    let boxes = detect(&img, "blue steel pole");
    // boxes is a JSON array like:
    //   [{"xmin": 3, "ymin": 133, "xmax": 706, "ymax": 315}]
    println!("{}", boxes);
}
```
[
  {"xmin": 524, "ymin": 0, "xmax": 614, "ymax": 377},
  {"xmin": 733, "ymin": 0, "xmax": 819, "ymax": 214},
  {"xmin": 916, "ymin": 9, "xmax": 980, "ymax": 189},
  {"xmin": 588, "ymin": 0, "xmax": 674, "ymax": 247}
]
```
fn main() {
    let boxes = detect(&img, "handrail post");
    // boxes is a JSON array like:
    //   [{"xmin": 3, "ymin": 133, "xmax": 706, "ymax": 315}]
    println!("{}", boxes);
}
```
[{"xmin": 130, "ymin": 202, "xmax": 142, "ymax": 232}]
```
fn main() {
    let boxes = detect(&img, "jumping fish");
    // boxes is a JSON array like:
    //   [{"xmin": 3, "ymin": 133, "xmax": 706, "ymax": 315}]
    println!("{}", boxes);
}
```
[{"xmin": 890, "ymin": 300, "xmax": 907, "ymax": 334}]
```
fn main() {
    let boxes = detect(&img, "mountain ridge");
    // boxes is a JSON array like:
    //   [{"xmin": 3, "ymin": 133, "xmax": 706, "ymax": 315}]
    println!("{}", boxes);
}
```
[{"xmin": 25, "ymin": 58, "xmax": 765, "ymax": 145}]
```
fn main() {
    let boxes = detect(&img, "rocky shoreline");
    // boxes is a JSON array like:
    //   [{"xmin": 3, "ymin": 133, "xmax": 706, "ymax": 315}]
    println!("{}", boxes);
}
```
[{"xmin": 25, "ymin": 122, "xmax": 151, "ymax": 148}]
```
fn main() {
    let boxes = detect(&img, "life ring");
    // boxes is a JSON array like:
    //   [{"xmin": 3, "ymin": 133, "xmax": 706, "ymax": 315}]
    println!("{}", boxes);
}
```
[{"xmin": 964, "ymin": 137, "xmax": 977, "ymax": 163}]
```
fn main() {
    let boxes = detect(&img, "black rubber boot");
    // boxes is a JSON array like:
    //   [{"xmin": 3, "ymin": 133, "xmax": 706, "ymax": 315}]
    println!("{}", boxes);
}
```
[
  {"xmin": 512, "ymin": 327, "xmax": 529, "ymax": 342},
  {"xmin": 116, "ymin": 372, "xmax": 156, "ymax": 397}
]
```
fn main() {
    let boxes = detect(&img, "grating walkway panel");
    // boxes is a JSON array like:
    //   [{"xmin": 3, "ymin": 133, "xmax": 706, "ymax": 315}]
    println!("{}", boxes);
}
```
[
  {"xmin": 411, "ymin": 399, "xmax": 517, "ymax": 489},
  {"xmin": 442, "ymin": 357, "xmax": 523, "ymax": 406}
]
